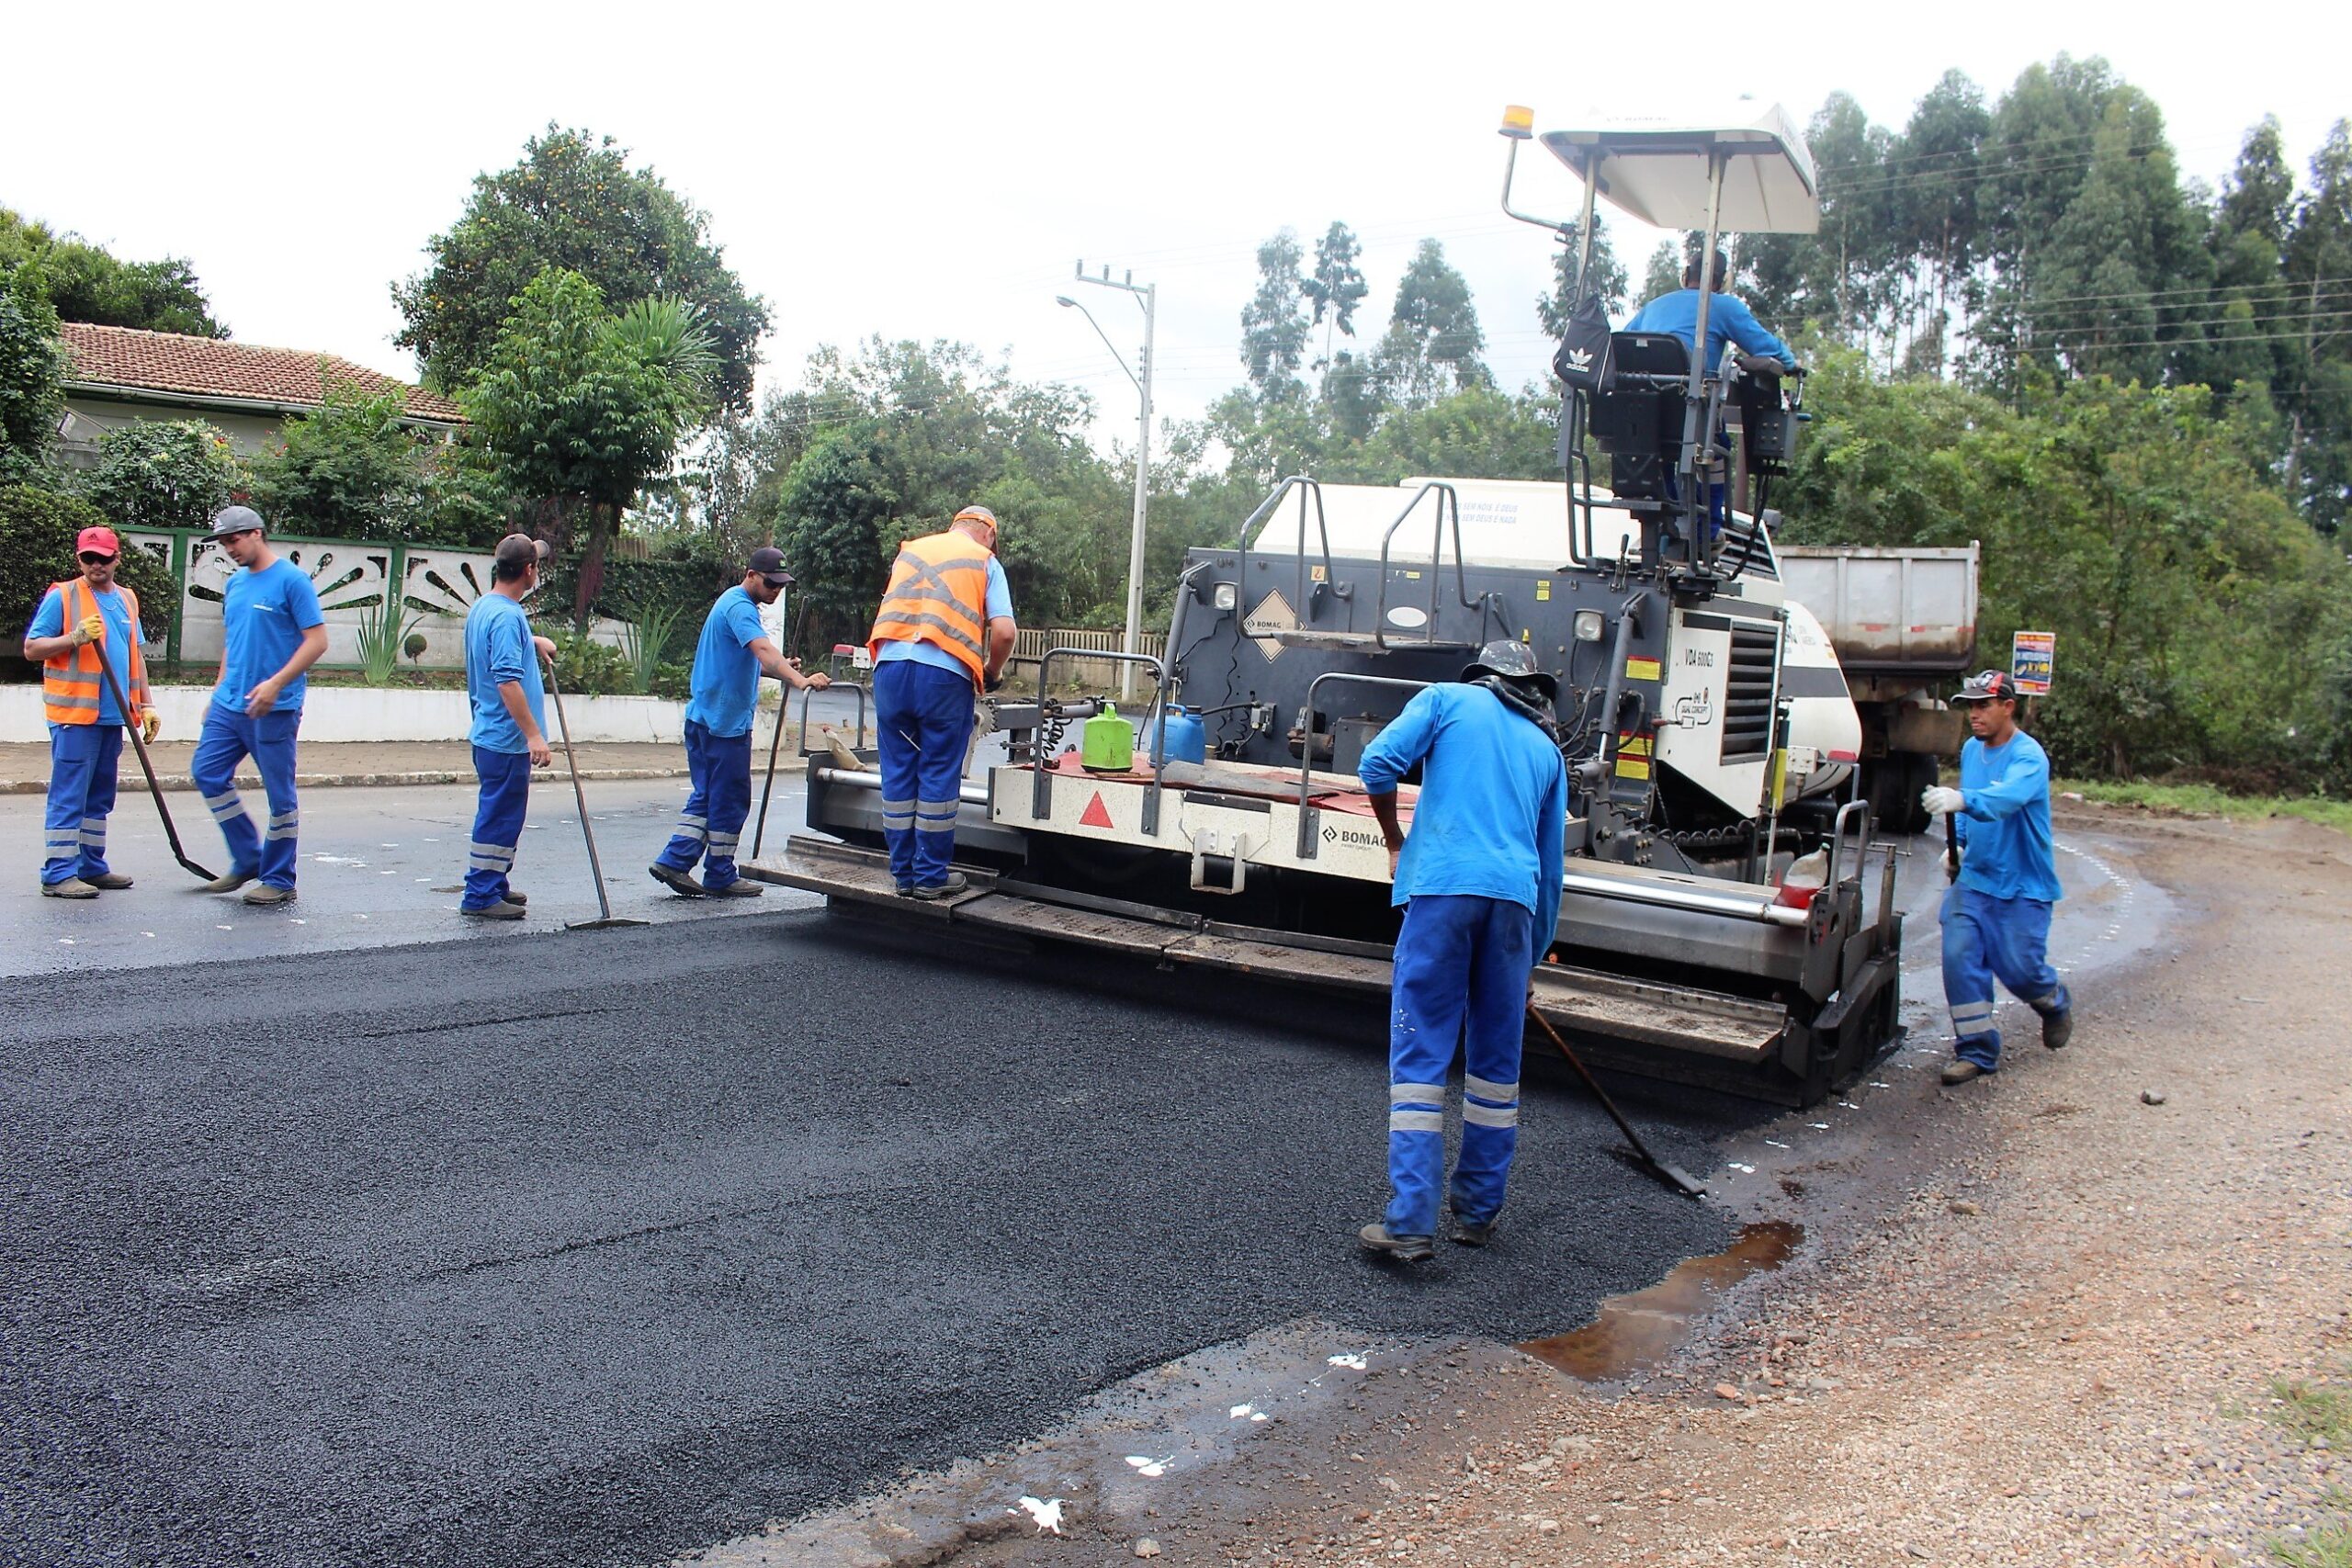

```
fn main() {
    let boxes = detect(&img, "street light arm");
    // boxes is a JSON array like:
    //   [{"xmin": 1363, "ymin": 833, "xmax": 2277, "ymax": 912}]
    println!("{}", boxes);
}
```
[{"xmin": 1057, "ymin": 296, "xmax": 1142, "ymax": 394}]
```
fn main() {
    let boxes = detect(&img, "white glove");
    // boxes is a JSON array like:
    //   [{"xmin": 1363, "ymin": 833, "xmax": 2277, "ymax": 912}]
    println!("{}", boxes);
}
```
[
  {"xmin": 1941, "ymin": 846, "xmax": 1960, "ymax": 877},
  {"xmin": 1920, "ymin": 785, "xmax": 1965, "ymax": 817}
]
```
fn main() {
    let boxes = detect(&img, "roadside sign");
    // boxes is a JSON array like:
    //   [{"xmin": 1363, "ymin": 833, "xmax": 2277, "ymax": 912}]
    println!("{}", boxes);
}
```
[{"xmin": 2011, "ymin": 630, "xmax": 2054, "ymax": 695}]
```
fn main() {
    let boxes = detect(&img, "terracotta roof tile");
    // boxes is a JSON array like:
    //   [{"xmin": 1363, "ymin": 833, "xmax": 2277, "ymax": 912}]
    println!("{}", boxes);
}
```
[{"xmin": 59, "ymin": 322, "xmax": 467, "ymax": 424}]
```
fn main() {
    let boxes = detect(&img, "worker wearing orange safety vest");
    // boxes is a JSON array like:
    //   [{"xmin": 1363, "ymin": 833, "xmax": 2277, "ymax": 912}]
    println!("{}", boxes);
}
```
[
  {"xmin": 866, "ymin": 505, "xmax": 1017, "ymax": 898},
  {"xmin": 21, "ymin": 524, "xmax": 157, "ymax": 897}
]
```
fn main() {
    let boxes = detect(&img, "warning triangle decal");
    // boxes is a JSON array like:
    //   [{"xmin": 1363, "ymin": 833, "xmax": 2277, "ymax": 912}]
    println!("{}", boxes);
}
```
[{"xmin": 1079, "ymin": 791, "xmax": 1114, "ymax": 829}]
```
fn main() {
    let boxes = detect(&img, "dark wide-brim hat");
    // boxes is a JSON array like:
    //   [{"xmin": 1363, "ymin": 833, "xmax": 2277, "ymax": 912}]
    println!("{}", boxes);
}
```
[{"xmin": 1462, "ymin": 637, "xmax": 1559, "ymax": 702}]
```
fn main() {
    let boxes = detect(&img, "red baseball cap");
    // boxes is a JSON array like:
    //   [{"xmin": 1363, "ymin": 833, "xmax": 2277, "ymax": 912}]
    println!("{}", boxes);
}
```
[{"xmin": 75, "ymin": 525, "xmax": 120, "ymax": 557}]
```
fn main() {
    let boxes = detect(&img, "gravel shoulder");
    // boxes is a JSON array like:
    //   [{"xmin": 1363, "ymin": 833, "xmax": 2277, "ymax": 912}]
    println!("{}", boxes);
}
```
[{"xmin": 828, "ymin": 808, "xmax": 2351, "ymax": 1567}]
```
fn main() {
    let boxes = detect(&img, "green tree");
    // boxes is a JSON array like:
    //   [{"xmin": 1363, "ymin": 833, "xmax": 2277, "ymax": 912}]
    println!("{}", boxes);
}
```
[
  {"xmin": 247, "ymin": 374, "xmax": 434, "ymax": 538},
  {"xmin": 0, "ymin": 265, "xmax": 67, "ymax": 483},
  {"xmin": 1303, "ymin": 221, "xmax": 1370, "ymax": 369},
  {"xmin": 1374, "ymin": 239, "xmax": 1489, "ymax": 406},
  {"xmin": 1239, "ymin": 230, "xmax": 1311, "ymax": 401},
  {"xmin": 393, "ymin": 125, "xmax": 769, "ymax": 412},
  {"xmin": 2282, "ymin": 119, "xmax": 2352, "ymax": 532},
  {"xmin": 0, "ymin": 209, "xmax": 227, "ymax": 336},
  {"xmin": 1538, "ymin": 216, "xmax": 1628, "ymax": 334},
  {"xmin": 1637, "ymin": 241, "xmax": 1682, "ymax": 310},
  {"xmin": 458, "ymin": 267, "xmax": 714, "ymax": 625},
  {"xmin": 74, "ymin": 419, "xmax": 244, "ymax": 533}
]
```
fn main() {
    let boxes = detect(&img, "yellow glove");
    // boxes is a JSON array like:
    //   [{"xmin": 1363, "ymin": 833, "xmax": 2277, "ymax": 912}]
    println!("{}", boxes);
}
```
[
  {"xmin": 72, "ymin": 614, "xmax": 106, "ymax": 647},
  {"xmin": 141, "ymin": 711, "xmax": 162, "ymax": 744}
]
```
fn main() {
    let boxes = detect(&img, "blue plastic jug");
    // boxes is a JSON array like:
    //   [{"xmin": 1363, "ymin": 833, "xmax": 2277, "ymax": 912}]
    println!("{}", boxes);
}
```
[{"xmin": 1154, "ymin": 705, "xmax": 1207, "ymax": 766}]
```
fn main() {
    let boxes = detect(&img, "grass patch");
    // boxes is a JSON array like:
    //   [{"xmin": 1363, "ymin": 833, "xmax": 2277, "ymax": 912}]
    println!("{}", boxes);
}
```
[
  {"xmin": 2057, "ymin": 779, "xmax": 2352, "ymax": 836},
  {"xmin": 2271, "ymin": 1494, "xmax": 2352, "ymax": 1568},
  {"xmin": 2269, "ymin": 1377, "xmax": 2352, "ymax": 1445}
]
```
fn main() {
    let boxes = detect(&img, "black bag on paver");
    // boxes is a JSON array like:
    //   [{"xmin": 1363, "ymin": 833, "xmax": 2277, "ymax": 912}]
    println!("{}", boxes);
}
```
[{"xmin": 1551, "ymin": 293, "xmax": 1616, "ymax": 395}]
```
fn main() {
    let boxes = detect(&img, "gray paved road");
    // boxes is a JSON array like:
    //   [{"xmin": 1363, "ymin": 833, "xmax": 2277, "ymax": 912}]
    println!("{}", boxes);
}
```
[{"xmin": 0, "ymin": 776, "xmax": 818, "ymax": 980}]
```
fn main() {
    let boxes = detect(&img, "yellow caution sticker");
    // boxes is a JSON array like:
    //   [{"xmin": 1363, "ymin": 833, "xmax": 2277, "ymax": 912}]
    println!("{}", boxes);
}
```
[
  {"xmin": 1614, "ymin": 757, "xmax": 1653, "ymax": 781},
  {"xmin": 1535, "ymin": 579, "xmax": 1551, "ymax": 602},
  {"xmin": 1626, "ymin": 656, "xmax": 1662, "ymax": 682},
  {"xmin": 1615, "ymin": 732, "xmax": 1654, "ymax": 758},
  {"xmin": 1309, "ymin": 563, "xmax": 1328, "ymax": 582}
]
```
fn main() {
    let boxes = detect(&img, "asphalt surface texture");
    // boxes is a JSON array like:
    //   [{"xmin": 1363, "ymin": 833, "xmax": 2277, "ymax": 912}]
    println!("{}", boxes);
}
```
[
  {"xmin": 2, "ymin": 909, "xmax": 1753, "ymax": 1567},
  {"xmin": 2, "ymin": 772, "xmax": 2121, "ymax": 1568}
]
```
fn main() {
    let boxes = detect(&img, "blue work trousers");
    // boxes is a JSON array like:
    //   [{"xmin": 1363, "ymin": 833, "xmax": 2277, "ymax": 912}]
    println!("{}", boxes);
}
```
[
  {"xmin": 1385, "ymin": 893, "xmax": 1535, "ymax": 1239},
  {"xmin": 43, "ymin": 723, "xmax": 123, "ymax": 885},
  {"xmin": 191, "ymin": 705, "xmax": 302, "ymax": 889},
  {"xmin": 464, "ymin": 746, "xmax": 533, "ymax": 910},
  {"xmin": 874, "ymin": 659, "xmax": 975, "ymax": 891},
  {"xmin": 654, "ymin": 719, "xmax": 753, "ymax": 890},
  {"xmin": 1940, "ymin": 884, "xmax": 2070, "ymax": 1070}
]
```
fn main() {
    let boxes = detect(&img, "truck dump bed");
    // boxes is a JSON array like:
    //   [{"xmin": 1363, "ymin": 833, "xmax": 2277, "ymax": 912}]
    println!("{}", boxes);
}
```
[{"xmin": 1778, "ymin": 543, "xmax": 1979, "ymax": 674}]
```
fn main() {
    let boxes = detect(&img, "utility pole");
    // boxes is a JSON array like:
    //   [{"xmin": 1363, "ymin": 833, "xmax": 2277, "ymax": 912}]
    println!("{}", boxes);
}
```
[{"xmin": 1060, "ymin": 261, "xmax": 1156, "ymax": 701}]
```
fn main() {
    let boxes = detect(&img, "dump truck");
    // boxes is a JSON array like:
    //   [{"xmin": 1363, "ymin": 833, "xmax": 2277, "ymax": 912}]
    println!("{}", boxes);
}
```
[
  {"xmin": 747, "ymin": 102, "xmax": 1906, "ymax": 1108},
  {"xmin": 1775, "ymin": 544, "xmax": 1980, "ymax": 836}
]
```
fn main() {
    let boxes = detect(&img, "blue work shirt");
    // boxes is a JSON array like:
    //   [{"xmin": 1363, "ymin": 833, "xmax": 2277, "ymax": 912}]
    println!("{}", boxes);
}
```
[
  {"xmin": 213, "ymin": 559, "xmax": 324, "ymax": 714},
  {"xmin": 1357, "ymin": 683, "xmax": 1567, "ymax": 947},
  {"xmin": 875, "ymin": 556, "xmax": 1014, "ymax": 678},
  {"xmin": 28, "ymin": 582, "xmax": 137, "ymax": 724},
  {"xmin": 684, "ymin": 585, "xmax": 777, "ymax": 738},
  {"xmin": 1624, "ymin": 288, "xmax": 1796, "ymax": 375},
  {"xmin": 1954, "ymin": 728, "xmax": 2063, "ymax": 904},
  {"xmin": 464, "ymin": 593, "xmax": 546, "ymax": 754}
]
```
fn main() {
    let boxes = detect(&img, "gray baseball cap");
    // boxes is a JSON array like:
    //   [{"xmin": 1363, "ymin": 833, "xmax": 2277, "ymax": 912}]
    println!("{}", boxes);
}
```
[{"xmin": 209, "ymin": 505, "xmax": 266, "ymax": 537}]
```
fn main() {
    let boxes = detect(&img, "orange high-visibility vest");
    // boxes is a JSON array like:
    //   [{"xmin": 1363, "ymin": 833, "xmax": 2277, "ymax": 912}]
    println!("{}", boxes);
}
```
[
  {"xmin": 42, "ymin": 577, "xmax": 149, "ymax": 727},
  {"xmin": 868, "ymin": 530, "xmax": 994, "ymax": 688}
]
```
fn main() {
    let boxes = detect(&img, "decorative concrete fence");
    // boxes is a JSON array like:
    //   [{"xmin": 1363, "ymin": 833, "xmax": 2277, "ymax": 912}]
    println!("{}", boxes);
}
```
[
  {"xmin": 117, "ymin": 527, "xmax": 637, "ymax": 673},
  {"xmin": 1, "ymin": 684, "xmax": 688, "ymax": 745},
  {"xmin": 1011, "ymin": 627, "xmax": 1168, "ymax": 693}
]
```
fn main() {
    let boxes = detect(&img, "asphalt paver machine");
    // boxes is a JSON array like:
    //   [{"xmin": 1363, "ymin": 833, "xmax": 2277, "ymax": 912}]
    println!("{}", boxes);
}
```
[{"xmin": 747, "ymin": 105, "xmax": 1905, "ymax": 1107}]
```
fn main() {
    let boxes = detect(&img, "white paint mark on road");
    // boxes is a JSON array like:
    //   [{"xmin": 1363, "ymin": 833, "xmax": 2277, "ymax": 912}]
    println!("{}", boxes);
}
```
[
  {"xmin": 311, "ymin": 854, "xmax": 368, "ymax": 867},
  {"xmin": 1764, "ymin": 1140, "xmax": 1791, "ymax": 1149},
  {"xmin": 215, "ymin": 924, "xmax": 232, "ymax": 931},
  {"xmin": 57, "ymin": 938, "xmax": 74, "ymax": 945},
  {"xmin": 1125, "ymin": 1454, "xmax": 1172, "ymax": 1477},
  {"xmin": 1227, "ymin": 1403, "xmax": 1269, "ymax": 1422},
  {"xmin": 1810, "ymin": 1122, "xmax": 1830, "ymax": 1130},
  {"xmin": 1328, "ymin": 1352, "xmax": 1368, "ymax": 1370},
  {"xmin": 141, "ymin": 931, "xmax": 153, "ymax": 938},
  {"xmin": 290, "ymin": 919, "xmax": 306, "ymax": 925},
  {"xmin": 1013, "ymin": 1496, "xmax": 1065, "ymax": 1534},
  {"xmin": 1727, "ymin": 1162, "xmax": 1756, "ymax": 1174}
]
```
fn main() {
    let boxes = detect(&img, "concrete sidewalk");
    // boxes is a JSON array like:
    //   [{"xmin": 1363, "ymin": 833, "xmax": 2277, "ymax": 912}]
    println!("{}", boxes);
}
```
[{"xmin": 0, "ymin": 739, "xmax": 808, "ymax": 794}]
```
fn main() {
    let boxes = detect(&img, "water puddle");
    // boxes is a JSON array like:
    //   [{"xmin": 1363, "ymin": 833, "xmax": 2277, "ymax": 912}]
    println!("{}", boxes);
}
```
[{"xmin": 1518, "ymin": 1220, "xmax": 1803, "ymax": 1381}]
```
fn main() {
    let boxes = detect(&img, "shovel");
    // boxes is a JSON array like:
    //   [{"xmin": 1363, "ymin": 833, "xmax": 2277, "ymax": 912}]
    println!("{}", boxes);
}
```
[
  {"xmin": 541, "ymin": 661, "xmax": 649, "ymax": 931},
  {"xmin": 93, "ymin": 652, "xmax": 218, "ymax": 882},
  {"xmin": 1526, "ymin": 1002, "xmax": 1706, "ymax": 1200}
]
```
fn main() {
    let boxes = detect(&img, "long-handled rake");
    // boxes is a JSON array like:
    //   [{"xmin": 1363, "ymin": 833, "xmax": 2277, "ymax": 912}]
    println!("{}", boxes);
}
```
[
  {"xmin": 1526, "ymin": 1002, "xmax": 1706, "ymax": 1200},
  {"xmin": 94, "ymin": 653, "xmax": 218, "ymax": 882},
  {"xmin": 541, "ymin": 662, "xmax": 648, "ymax": 931}
]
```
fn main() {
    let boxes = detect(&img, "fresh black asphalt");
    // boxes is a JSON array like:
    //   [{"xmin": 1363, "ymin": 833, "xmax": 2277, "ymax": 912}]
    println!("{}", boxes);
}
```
[{"xmin": 0, "ymin": 910, "xmax": 1750, "ymax": 1568}]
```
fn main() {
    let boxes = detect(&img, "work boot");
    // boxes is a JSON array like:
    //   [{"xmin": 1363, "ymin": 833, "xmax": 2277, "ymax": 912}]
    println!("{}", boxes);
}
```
[
  {"xmin": 1939, "ymin": 1059, "xmax": 1989, "ymax": 1086},
  {"xmin": 243, "ymin": 885, "xmax": 296, "ymax": 908},
  {"xmin": 2041, "ymin": 1010, "xmax": 2074, "ymax": 1051},
  {"xmin": 502, "ymin": 889, "xmax": 528, "ymax": 907},
  {"xmin": 909, "ymin": 872, "xmax": 971, "ymax": 902},
  {"xmin": 86, "ymin": 873, "xmax": 134, "ymax": 890},
  {"xmin": 649, "ymin": 863, "xmax": 707, "ymax": 898},
  {"xmin": 707, "ymin": 879, "xmax": 765, "ymax": 898},
  {"xmin": 1451, "ymin": 1215, "xmax": 1499, "ymax": 1247},
  {"xmin": 197, "ymin": 870, "xmax": 255, "ymax": 894},
  {"xmin": 41, "ymin": 878, "xmax": 99, "ymax": 899},
  {"xmin": 1357, "ymin": 1222, "xmax": 1435, "ymax": 1263},
  {"xmin": 460, "ymin": 900, "xmax": 526, "ymax": 921}
]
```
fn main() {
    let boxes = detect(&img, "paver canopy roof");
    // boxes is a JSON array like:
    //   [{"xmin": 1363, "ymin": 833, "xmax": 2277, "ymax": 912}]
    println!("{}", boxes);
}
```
[
  {"xmin": 1539, "ymin": 101, "xmax": 1821, "ymax": 234},
  {"xmin": 60, "ymin": 322, "xmax": 466, "ymax": 424}
]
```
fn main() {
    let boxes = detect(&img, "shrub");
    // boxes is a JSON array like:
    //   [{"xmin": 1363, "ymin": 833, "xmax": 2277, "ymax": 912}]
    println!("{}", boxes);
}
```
[
  {"xmin": 545, "ymin": 630, "xmax": 631, "ymax": 696},
  {"xmin": 0, "ymin": 484, "xmax": 177, "ymax": 660},
  {"xmin": 74, "ymin": 418, "xmax": 244, "ymax": 532}
]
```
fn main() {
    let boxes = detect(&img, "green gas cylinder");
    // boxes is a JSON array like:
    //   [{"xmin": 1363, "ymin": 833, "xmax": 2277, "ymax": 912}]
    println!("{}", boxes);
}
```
[{"xmin": 1080, "ymin": 702, "xmax": 1136, "ymax": 772}]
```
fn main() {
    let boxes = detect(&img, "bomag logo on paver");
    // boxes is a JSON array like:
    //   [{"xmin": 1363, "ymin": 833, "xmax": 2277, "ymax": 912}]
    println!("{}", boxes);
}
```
[{"xmin": 1322, "ymin": 823, "xmax": 1386, "ymax": 850}]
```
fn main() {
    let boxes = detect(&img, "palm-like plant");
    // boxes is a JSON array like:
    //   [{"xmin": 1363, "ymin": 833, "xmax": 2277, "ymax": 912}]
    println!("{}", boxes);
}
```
[{"xmin": 608, "ymin": 297, "xmax": 718, "ymax": 401}]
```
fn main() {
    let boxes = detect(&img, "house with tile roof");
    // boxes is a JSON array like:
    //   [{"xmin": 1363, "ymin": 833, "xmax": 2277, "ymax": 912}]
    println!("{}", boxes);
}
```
[{"xmin": 54, "ymin": 322, "xmax": 464, "ymax": 468}]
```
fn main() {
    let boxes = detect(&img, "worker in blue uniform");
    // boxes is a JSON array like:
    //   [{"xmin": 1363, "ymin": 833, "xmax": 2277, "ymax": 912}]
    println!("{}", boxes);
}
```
[
  {"xmin": 1355, "ymin": 640, "xmax": 1567, "ymax": 1262},
  {"xmin": 1623, "ymin": 253, "xmax": 1798, "ymax": 377},
  {"xmin": 1922, "ymin": 669, "xmax": 2075, "ymax": 1086},
  {"xmin": 190, "ymin": 506, "xmax": 326, "ymax": 907},
  {"xmin": 23, "ymin": 524, "xmax": 158, "ymax": 897},
  {"xmin": 458, "ymin": 535, "xmax": 557, "ymax": 919},
  {"xmin": 650, "ymin": 547, "xmax": 830, "ymax": 898}
]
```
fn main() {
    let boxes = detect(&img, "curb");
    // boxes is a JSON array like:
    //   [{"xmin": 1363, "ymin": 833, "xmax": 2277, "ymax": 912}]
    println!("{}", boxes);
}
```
[{"xmin": 1, "ymin": 755, "xmax": 810, "ymax": 796}]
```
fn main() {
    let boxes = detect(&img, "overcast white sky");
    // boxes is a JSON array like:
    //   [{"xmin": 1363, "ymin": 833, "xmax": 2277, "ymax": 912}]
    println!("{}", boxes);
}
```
[{"xmin": 6, "ymin": 0, "xmax": 2342, "ymax": 449}]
